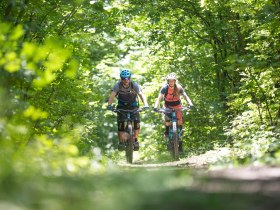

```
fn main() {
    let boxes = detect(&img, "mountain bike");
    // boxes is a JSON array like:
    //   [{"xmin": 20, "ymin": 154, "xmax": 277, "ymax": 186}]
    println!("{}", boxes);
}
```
[
  {"xmin": 111, "ymin": 107, "xmax": 147, "ymax": 164},
  {"xmin": 154, "ymin": 106, "xmax": 190, "ymax": 160}
]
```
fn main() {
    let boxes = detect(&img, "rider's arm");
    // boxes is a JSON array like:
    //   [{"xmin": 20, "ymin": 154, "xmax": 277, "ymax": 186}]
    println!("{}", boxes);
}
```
[
  {"xmin": 138, "ymin": 91, "xmax": 149, "ymax": 107},
  {"xmin": 182, "ymin": 92, "xmax": 193, "ymax": 106},
  {"xmin": 108, "ymin": 91, "xmax": 117, "ymax": 105},
  {"xmin": 154, "ymin": 93, "xmax": 164, "ymax": 108}
]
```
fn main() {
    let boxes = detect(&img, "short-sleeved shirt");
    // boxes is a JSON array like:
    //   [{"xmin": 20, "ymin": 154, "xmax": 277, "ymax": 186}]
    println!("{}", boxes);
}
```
[
  {"xmin": 160, "ymin": 85, "xmax": 184, "ymax": 106},
  {"xmin": 113, "ymin": 81, "xmax": 141, "ymax": 107}
]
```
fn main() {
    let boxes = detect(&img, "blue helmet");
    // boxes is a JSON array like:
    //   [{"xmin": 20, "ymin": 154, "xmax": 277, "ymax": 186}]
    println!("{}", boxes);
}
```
[{"xmin": 120, "ymin": 69, "xmax": 131, "ymax": 79}]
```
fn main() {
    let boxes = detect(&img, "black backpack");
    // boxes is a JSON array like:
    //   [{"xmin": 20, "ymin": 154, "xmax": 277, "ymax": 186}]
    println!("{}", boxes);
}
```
[
  {"xmin": 116, "ymin": 81, "xmax": 135, "ymax": 97},
  {"xmin": 116, "ymin": 81, "xmax": 139, "ymax": 107}
]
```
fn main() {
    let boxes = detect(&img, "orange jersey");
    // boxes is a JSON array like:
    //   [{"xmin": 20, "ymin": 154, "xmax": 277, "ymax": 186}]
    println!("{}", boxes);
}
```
[{"xmin": 160, "ymin": 84, "xmax": 184, "ymax": 107}]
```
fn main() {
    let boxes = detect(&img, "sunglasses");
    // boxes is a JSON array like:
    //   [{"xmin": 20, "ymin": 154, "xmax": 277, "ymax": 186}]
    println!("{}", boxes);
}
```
[{"xmin": 121, "ymin": 77, "xmax": 130, "ymax": 80}]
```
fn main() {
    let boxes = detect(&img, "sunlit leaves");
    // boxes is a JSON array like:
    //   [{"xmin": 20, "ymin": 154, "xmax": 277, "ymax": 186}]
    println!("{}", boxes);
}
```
[
  {"xmin": 22, "ymin": 39, "xmax": 73, "ymax": 87},
  {"xmin": 21, "ymin": 43, "xmax": 38, "ymax": 60},
  {"xmin": 36, "ymin": 134, "xmax": 54, "ymax": 150},
  {"xmin": 6, "ymin": 124, "xmax": 29, "ymax": 142},
  {"xmin": 226, "ymin": 109, "xmax": 279, "ymax": 161},
  {"xmin": 65, "ymin": 59, "xmax": 79, "ymax": 78},
  {"xmin": 3, "ymin": 52, "xmax": 21, "ymax": 73},
  {"xmin": 23, "ymin": 106, "xmax": 48, "ymax": 120},
  {"xmin": 10, "ymin": 25, "xmax": 24, "ymax": 40},
  {"xmin": 0, "ymin": 23, "xmax": 77, "ymax": 88},
  {"xmin": 0, "ymin": 24, "xmax": 23, "ymax": 73},
  {"xmin": 0, "ymin": 23, "xmax": 24, "ymax": 47}
]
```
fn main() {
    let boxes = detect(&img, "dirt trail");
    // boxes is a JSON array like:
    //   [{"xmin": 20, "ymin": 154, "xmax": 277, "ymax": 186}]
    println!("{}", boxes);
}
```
[
  {"xmin": 119, "ymin": 147, "xmax": 229, "ymax": 168},
  {"xmin": 118, "ymin": 147, "xmax": 280, "ymax": 194}
]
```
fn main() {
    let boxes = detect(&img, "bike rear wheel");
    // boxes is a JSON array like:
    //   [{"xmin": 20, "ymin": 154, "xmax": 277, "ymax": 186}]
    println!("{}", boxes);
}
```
[{"xmin": 126, "ymin": 123, "xmax": 134, "ymax": 163}]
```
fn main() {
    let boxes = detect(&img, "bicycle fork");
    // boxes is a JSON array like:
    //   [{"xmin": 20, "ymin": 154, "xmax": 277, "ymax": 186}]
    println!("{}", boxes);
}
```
[{"xmin": 168, "ymin": 112, "xmax": 181, "ymax": 142}]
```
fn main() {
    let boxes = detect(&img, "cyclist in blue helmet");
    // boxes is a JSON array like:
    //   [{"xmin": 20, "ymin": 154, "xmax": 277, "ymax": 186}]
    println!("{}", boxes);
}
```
[
  {"xmin": 107, "ymin": 69, "xmax": 149, "ymax": 151},
  {"xmin": 120, "ymin": 69, "xmax": 131, "ymax": 78}
]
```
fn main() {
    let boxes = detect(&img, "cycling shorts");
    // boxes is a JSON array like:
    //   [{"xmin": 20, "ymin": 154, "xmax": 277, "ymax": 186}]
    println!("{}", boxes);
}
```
[
  {"xmin": 117, "ymin": 111, "xmax": 140, "ymax": 131},
  {"xmin": 164, "ymin": 104, "xmax": 183, "ymax": 125}
]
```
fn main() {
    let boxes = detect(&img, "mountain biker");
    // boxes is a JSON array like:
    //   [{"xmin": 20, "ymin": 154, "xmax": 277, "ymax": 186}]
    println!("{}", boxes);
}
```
[
  {"xmin": 107, "ymin": 69, "xmax": 149, "ymax": 151},
  {"xmin": 153, "ymin": 72, "xmax": 193, "ymax": 152}
]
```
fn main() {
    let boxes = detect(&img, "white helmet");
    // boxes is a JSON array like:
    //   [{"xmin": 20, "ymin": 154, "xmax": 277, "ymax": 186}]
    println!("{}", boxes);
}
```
[{"xmin": 166, "ymin": 72, "xmax": 177, "ymax": 81}]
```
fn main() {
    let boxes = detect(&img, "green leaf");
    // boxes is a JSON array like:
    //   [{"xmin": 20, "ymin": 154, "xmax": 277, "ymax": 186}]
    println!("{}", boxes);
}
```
[
  {"xmin": 4, "ymin": 52, "xmax": 21, "ymax": 73},
  {"xmin": 10, "ymin": 25, "xmax": 24, "ymax": 40}
]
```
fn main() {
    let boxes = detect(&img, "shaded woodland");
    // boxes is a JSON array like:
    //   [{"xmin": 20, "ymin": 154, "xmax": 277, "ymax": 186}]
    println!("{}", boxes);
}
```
[{"xmin": 0, "ymin": 0, "xmax": 280, "ymax": 209}]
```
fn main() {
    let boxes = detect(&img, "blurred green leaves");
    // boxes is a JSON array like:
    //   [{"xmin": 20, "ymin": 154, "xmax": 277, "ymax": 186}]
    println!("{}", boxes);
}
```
[
  {"xmin": 2, "ymin": 52, "xmax": 21, "ymax": 73},
  {"xmin": 1, "ymin": 25, "xmax": 77, "ymax": 87},
  {"xmin": 23, "ymin": 106, "xmax": 48, "ymax": 120},
  {"xmin": 0, "ymin": 1, "xmax": 279, "ymax": 209},
  {"xmin": 0, "ymin": 0, "xmax": 279, "ymax": 187},
  {"xmin": 0, "ymin": 21, "xmax": 97, "ymax": 179}
]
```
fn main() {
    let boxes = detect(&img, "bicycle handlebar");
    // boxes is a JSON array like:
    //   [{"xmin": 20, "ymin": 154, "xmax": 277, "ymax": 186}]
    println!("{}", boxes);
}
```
[
  {"xmin": 111, "ymin": 107, "xmax": 149, "ymax": 114},
  {"xmin": 154, "ymin": 106, "xmax": 190, "ymax": 114}
]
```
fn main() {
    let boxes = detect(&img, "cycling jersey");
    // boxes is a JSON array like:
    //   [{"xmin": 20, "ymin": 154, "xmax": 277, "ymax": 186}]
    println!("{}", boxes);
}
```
[
  {"xmin": 113, "ymin": 81, "xmax": 141, "ymax": 108},
  {"xmin": 160, "ymin": 84, "xmax": 184, "ymax": 106}
]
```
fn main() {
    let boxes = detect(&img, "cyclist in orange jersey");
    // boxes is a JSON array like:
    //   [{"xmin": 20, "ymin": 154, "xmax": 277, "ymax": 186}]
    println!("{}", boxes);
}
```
[{"xmin": 154, "ymin": 72, "xmax": 193, "ymax": 152}]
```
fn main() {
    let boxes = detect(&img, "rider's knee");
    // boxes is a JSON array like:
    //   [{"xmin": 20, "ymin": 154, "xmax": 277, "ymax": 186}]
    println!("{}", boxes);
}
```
[
  {"xmin": 134, "ymin": 120, "xmax": 140, "ymax": 130},
  {"xmin": 178, "ymin": 120, "xmax": 183, "ymax": 125},
  {"xmin": 117, "ymin": 121, "xmax": 126, "ymax": 131},
  {"xmin": 119, "ymin": 132, "xmax": 130, "ymax": 140},
  {"xmin": 165, "ymin": 121, "xmax": 171, "ymax": 126}
]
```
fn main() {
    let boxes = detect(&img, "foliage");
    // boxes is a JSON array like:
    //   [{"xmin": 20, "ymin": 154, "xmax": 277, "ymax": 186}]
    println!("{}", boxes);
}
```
[
  {"xmin": 0, "ymin": 0, "xmax": 279, "ymax": 187},
  {"xmin": 1, "ymin": 0, "xmax": 280, "ymax": 209},
  {"xmin": 122, "ymin": 0, "xmax": 280, "ymax": 163},
  {"xmin": 3, "ymin": 168, "xmax": 279, "ymax": 210}
]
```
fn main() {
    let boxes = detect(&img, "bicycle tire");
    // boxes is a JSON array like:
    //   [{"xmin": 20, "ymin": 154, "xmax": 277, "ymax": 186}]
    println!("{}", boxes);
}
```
[
  {"xmin": 172, "ymin": 131, "xmax": 179, "ymax": 160},
  {"xmin": 126, "ymin": 123, "xmax": 134, "ymax": 163}
]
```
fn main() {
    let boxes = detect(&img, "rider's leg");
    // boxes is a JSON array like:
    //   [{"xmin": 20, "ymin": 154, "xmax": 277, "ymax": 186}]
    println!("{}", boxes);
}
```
[
  {"xmin": 165, "ymin": 121, "xmax": 172, "ymax": 151},
  {"xmin": 133, "ymin": 120, "xmax": 140, "ymax": 139},
  {"xmin": 133, "ymin": 120, "xmax": 140, "ymax": 151},
  {"xmin": 117, "ymin": 121, "xmax": 127, "ymax": 151},
  {"xmin": 117, "ymin": 119, "xmax": 128, "ymax": 142},
  {"xmin": 131, "ymin": 112, "xmax": 141, "ymax": 151},
  {"xmin": 117, "ymin": 112, "xmax": 126, "ymax": 142},
  {"xmin": 164, "ymin": 113, "xmax": 171, "ymax": 137},
  {"xmin": 177, "ymin": 111, "xmax": 184, "ymax": 152},
  {"xmin": 118, "ymin": 131, "xmax": 130, "ymax": 142},
  {"xmin": 165, "ymin": 121, "xmax": 171, "ymax": 137},
  {"xmin": 177, "ymin": 110, "xmax": 183, "ymax": 126},
  {"xmin": 164, "ymin": 115, "xmax": 172, "ymax": 150}
]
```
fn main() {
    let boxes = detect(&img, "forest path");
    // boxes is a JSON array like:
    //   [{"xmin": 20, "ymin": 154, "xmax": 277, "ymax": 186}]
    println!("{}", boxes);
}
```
[{"xmin": 117, "ymin": 147, "xmax": 280, "ymax": 194}]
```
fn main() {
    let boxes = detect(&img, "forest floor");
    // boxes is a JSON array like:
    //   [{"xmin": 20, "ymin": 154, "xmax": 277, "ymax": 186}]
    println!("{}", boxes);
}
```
[
  {"xmin": 2, "ymin": 148, "xmax": 280, "ymax": 210},
  {"xmin": 115, "ymin": 148, "xmax": 280, "ymax": 209},
  {"xmin": 118, "ymin": 147, "xmax": 280, "ymax": 194}
]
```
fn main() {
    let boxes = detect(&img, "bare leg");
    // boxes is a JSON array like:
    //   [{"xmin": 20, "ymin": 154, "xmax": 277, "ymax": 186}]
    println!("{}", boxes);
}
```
[
  {"xmin": 118, "ymin": 130, "xmax": 139, "ymax": 142},
  {"xmin": 118, "ymin": 131, "xmax": 130, "ymax": 142},
  {"xmin": 134, "ymin": 129, "xmax": 140, "ymax": 141}
]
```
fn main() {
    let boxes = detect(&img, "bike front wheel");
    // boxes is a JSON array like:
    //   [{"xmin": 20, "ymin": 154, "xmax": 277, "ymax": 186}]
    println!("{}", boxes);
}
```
[
  {"xmin": 126, "ymin": 123, "xmax": 134, "ymax": 163},
  {"xmin": 171, "ymin": 130, "xmax": 179, "ymax": 161}
]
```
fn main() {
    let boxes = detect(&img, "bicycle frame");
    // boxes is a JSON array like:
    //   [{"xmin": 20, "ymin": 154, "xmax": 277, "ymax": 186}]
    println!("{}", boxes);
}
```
[
  {"xmin": 111, "ymin": 107, "xmax": 144, "ymax": 163},
  {"xmin": 156, "ymin": 106, "xmax": 190, "ymax": 160}
]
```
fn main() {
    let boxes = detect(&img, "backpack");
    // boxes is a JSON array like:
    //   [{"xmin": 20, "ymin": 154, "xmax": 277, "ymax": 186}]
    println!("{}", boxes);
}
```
[
  {"xmin": 116, "ymin": 81, "xmax": 135, "ymax": 96},
  {"xmin": 116, "ymin": 81, "xmax": 139, "ymax": 107},
  {"xmin": 162, "ymin": 84, "xmax": 181, "ymax": 106}
]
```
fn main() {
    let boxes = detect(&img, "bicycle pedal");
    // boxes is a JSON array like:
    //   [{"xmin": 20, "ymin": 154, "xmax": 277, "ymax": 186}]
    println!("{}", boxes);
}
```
[
  {"xmin": 117, "ymin": 143, "xmax": 126, "ymax": 151},
  {"xmin": 133, "ymin": 141, "xmax": 139, "ymax": 151}
]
